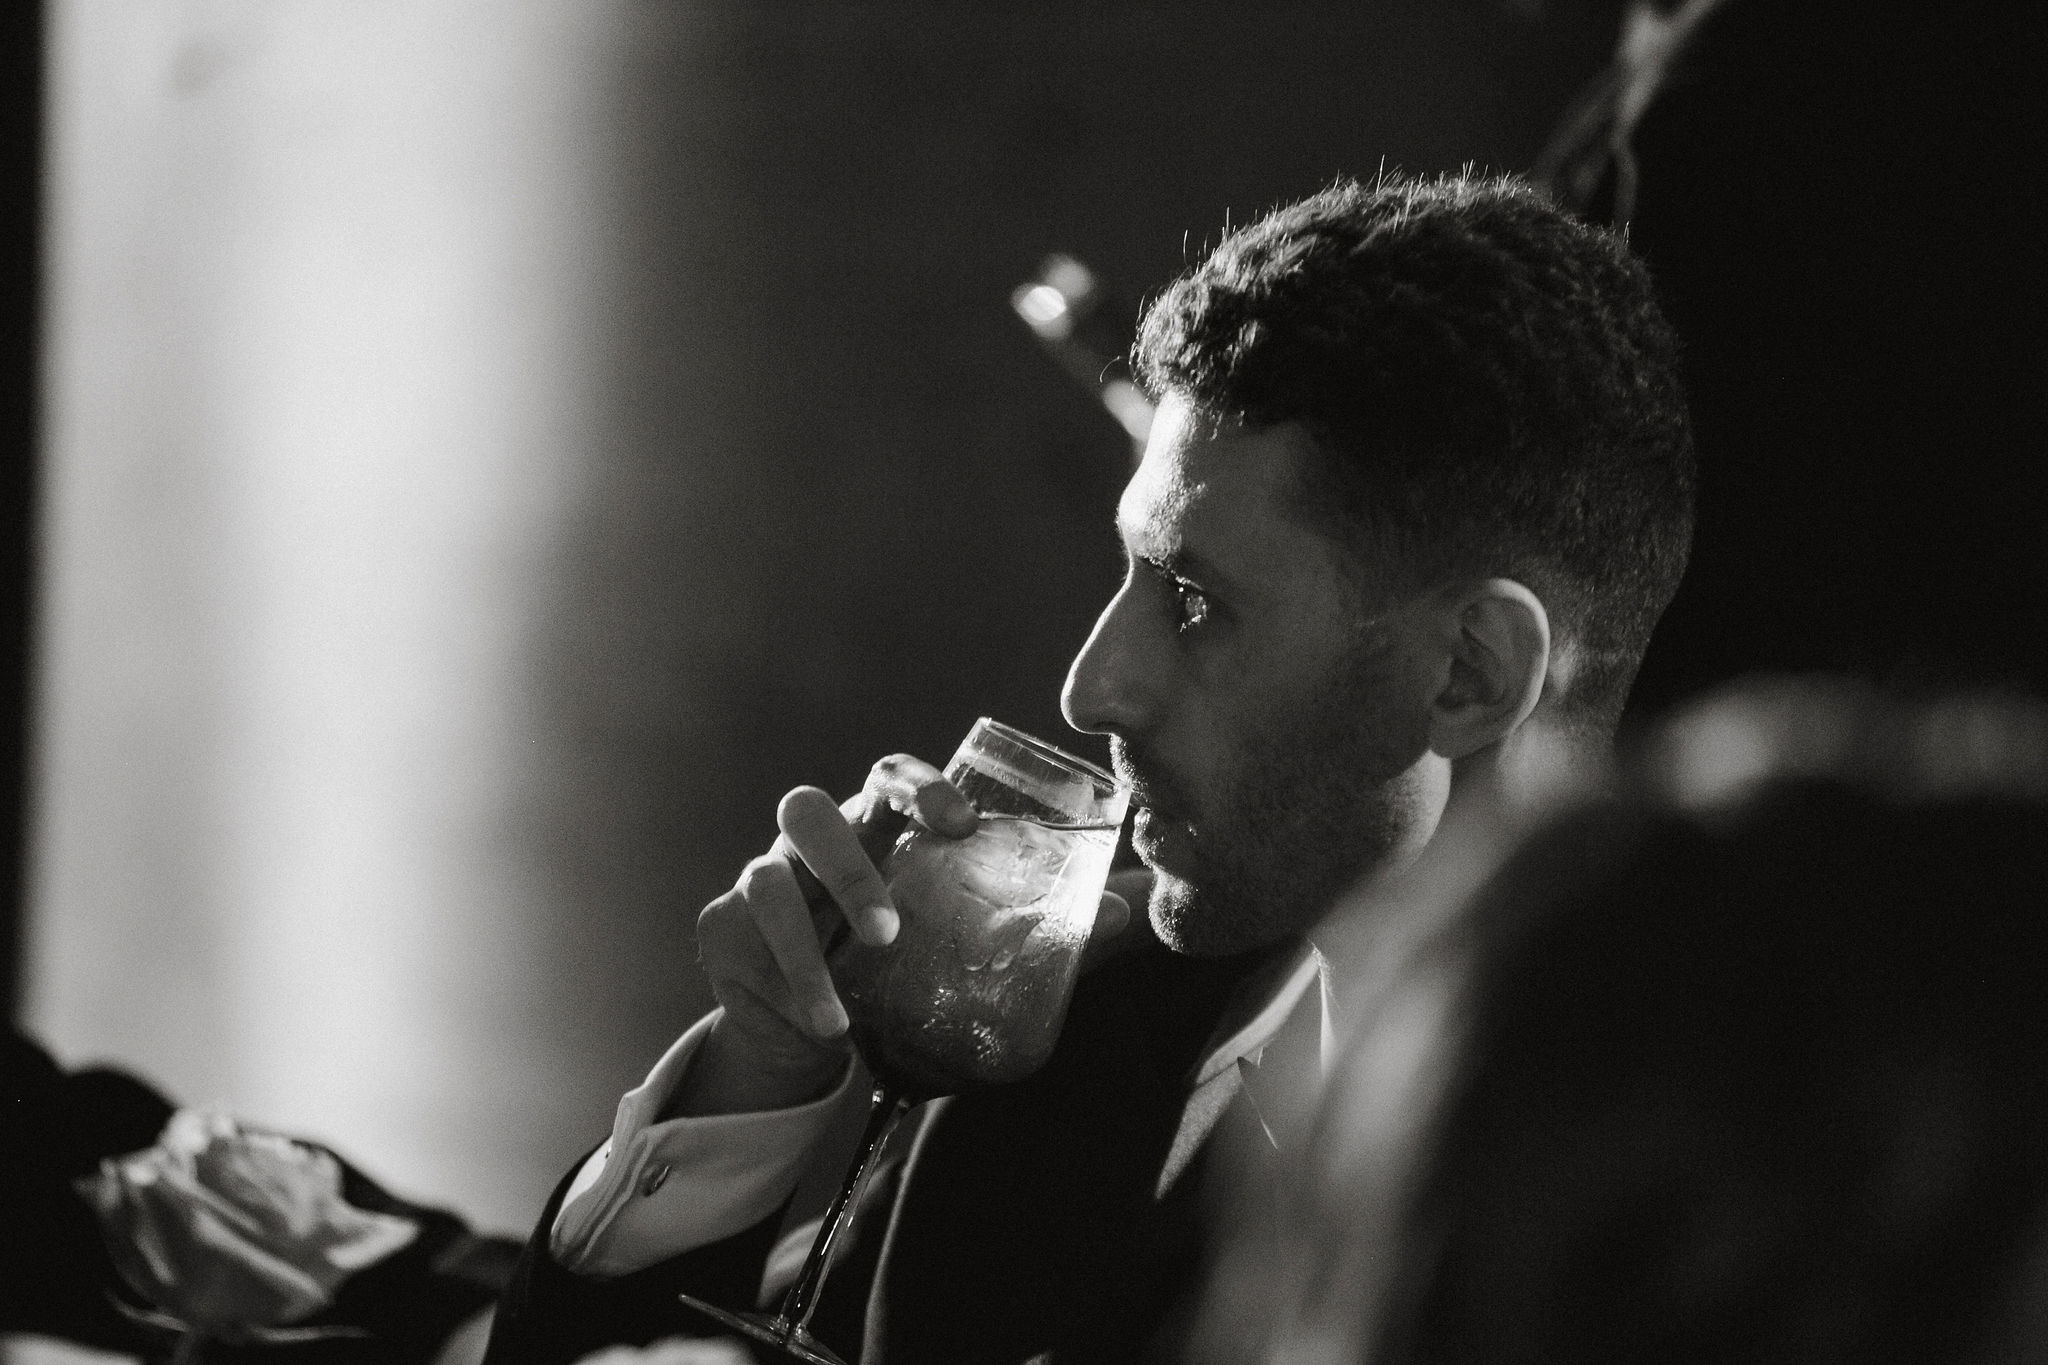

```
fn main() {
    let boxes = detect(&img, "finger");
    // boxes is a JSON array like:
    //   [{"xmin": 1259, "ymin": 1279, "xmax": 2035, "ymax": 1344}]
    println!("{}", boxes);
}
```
[
  {"xmin": 865, "ymin": 753, "xmax": 979, "ymax": 839},
  {"xmin": 737, "ymin": 856, "xmax": 848, "ymax": 1041},
  {"xmin": 761, "ymin": 837, "xmax": 859, "ymax": 953},
  {"xmin": 777, "ymin": 787, "xmax": 898, "ymax": 947},
  {"xmin": 1079, "ymin": 891, "xmax": 1131, "ymax": 974},
  {"xmin": 697, "ymin": 896, "xmax": 843, "ymax": 1067},
  {"xmin": 695, "ymin": 895, "xmax": 811, "ymax": 1051}
]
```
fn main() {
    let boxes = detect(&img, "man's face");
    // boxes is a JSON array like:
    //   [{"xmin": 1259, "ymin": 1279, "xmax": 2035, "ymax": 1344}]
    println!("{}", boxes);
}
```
[{"xmin": 1062, "ymin": 395, "xmax": 1443, "ymax": 958}]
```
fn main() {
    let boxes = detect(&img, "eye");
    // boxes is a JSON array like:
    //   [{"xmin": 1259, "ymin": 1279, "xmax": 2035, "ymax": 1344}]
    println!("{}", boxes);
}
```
[{"xmin": 1132, "ymin": 553, "xmax": 1215, "ymax": 635}]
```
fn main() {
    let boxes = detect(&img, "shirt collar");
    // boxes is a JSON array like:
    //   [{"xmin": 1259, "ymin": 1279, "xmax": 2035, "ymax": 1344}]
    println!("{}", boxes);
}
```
[{"xmin": 1190, "ymin": 946, "xmax": 1321, "ymax": 1087}]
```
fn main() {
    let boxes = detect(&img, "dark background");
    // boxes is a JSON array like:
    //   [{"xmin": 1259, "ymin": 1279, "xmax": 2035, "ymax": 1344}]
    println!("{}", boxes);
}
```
[
  {"xmin": 1621, "ymin": 0, "xmax": 2047, "ymax": 716},
  {"xmin": 0, "ymin": 1, "xmax": 40, "ymax": 1024}
]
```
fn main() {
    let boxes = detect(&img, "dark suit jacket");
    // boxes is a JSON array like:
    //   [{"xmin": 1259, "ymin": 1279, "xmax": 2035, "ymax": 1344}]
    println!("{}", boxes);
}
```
[
  {"xmin": 485, "ymin": 937, "xmax": 1295, "ymax": 1365},
  {"xmin": 2, "ymin": 1027, "xmax": 520, "ymax": 1364}
]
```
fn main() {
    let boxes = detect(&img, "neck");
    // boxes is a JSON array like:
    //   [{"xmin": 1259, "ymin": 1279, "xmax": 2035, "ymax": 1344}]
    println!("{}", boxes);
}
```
[
  {"xmin": 1454, "ymin": 708, "xmax": 1610, "ymax": 824},
  {"xmin": 1310, "ymin": 712, "xmax": 1606, "ymax": 1030}
]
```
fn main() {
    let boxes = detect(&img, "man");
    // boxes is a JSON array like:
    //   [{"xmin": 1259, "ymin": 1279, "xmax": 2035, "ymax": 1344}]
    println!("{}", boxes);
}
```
[{"xmin": 485, "ymin": 171, "xmax": 1695, "ymax": 1364}]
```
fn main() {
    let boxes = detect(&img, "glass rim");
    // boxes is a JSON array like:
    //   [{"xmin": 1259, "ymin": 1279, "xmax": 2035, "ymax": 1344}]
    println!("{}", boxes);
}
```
[{"xmin": 973, "ymin": 717, "xmax": 1121, "ymax": 791}]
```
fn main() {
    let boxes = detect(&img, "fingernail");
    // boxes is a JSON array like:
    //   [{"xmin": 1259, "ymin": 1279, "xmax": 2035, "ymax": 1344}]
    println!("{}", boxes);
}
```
[
  {"xmin": 858, "ymin": 906, "xmax": 900, "ymax": 947},
  {"xmin": 810, "ymin": 999, "xmax": 849, "ymax": 1039}
]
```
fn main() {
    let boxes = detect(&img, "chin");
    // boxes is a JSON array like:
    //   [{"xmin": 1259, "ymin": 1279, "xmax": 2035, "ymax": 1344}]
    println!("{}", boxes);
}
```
[{"xmin": 1147, "ymin": 873, "xmax": 1296, "ymax": 960}]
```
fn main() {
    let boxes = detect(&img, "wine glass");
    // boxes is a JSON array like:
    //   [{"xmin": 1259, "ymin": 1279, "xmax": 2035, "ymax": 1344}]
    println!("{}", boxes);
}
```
[{"xmin": 677, "ymin": 718, "xmax": 1128, "ymax": 1364}]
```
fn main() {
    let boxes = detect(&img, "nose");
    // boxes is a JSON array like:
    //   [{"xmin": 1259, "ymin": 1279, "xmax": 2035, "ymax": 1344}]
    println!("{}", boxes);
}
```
[{"xmin": 1062, "ymin": 574, "xmax": 1156, "ymax": 738}]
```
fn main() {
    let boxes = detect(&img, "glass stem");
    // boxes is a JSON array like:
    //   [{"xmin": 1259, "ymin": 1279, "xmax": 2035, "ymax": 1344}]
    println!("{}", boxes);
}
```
[{"xmin": 776, "ymin": 1082, "xmax": 913, "ymax": 1341}]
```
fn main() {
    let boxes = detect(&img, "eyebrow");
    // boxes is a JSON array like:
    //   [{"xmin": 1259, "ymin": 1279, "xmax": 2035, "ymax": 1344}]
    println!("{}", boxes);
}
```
[
  {"xmin": 1125, "ymin": 536, "xmax": 1236, "ymax": 598},
  {"xmin": 1113, "ymin": 496, "xmax": 1240, "ymax": 595}
]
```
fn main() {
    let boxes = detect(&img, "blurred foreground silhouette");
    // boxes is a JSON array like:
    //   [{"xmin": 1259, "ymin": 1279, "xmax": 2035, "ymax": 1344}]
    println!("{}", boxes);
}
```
[{"xmin": 1208, "ymin": 677, "xmax": 2048, "ymax": 1363}]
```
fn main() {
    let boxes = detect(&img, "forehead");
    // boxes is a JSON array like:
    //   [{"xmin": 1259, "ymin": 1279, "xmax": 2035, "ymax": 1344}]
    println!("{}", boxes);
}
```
[{"xmin": 1118, "ymin": 396, "xmax": 1351, "ymax": 596}]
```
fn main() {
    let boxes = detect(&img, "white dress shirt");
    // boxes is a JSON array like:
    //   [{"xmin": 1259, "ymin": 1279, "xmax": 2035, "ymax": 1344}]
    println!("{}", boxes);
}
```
[{"xmin": 548, "ymin": 1012, "xmax": 858, "ymax": 1278}]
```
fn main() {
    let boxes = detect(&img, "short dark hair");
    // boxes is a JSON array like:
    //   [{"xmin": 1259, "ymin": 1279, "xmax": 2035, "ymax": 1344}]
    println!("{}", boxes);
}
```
[{"xmin": 1134, "ymin": 172, "xmax": 1695, "ymax": 733}]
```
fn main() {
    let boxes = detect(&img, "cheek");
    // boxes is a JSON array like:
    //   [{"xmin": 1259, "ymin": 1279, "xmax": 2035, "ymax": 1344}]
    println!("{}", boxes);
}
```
[
  {"xmin": 1160, "ymin": 698, "xmax": 1244, "ymax": 807},
  {"xmin": 1364, "ymin": 682, "xmax": 1438, "ymax": 771},
  {"xmin": 1240, "ymin": 639, "xmax": 1435, "ymax": 802},
  {"xmin": 1338, "ymin": 631, "xmax": 1438, "ymax": 757}
]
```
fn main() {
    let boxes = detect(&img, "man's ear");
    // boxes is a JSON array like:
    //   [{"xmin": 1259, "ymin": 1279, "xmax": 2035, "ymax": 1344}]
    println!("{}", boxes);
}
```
[{"xmin": 1426, "ymin": 578, "xmax": 1550, "ymax": 762}]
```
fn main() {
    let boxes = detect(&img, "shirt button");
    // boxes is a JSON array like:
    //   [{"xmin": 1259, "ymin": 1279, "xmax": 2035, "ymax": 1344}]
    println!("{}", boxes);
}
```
[{"xmin": 639, "ymin": 1162, "xmax": 672, "ymax": 1197}]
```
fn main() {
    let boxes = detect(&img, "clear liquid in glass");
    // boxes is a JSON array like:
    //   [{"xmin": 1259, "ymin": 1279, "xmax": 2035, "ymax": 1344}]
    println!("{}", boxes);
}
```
[{"xmin": 829, "ymin": 816, "xmax": 1118, "ymax": 1099}]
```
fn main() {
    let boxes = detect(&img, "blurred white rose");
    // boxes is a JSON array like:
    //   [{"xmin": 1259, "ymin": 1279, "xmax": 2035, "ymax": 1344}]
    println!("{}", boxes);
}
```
[{"xmin": 74, "ymin": 1108, "xmax": 419, "ymax": 1340}]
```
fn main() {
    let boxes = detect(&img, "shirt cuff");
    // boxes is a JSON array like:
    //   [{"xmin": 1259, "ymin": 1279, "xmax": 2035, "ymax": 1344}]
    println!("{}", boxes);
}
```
[{"xmin": 547, "ymin": 1010, "xmax": 856, "ymax": 1279}]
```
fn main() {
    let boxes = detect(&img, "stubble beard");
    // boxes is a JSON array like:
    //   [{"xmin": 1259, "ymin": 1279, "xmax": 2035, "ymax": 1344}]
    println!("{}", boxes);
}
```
[{"xmin": 1123, "ymin": 645, "xmax": 1432, "ymax": 959}]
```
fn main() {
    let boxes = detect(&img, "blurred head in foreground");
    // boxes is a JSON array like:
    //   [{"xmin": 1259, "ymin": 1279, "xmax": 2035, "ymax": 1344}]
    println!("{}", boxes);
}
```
[{"xmin": 1205, "ymin": 675, "xmax": 2048, "ymax": 1364}]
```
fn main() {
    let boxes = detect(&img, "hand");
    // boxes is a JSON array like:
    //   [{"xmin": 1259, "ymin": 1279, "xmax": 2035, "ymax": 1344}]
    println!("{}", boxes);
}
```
[
  {"xmin": 676, "ymin": 753, "xmax": 1136, "ymax": 1118},
  {"xmin": 573, "ymin": 1339, "xmax": 754, "ymax": 1365},
  {"xmin": 674, "ymin": 754, "xmax": 979, "ymax": 1117}
]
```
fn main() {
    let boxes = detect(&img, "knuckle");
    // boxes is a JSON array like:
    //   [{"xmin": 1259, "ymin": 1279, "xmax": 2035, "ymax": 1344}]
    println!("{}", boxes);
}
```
[
  {"xmin": 695, "ymin": 903, "xmax": 757, "ymax": 968},
  {"xmin": 738, "ymin": 853, "xmax": 792, "ymax": 896},
  {"xmin": 693, "ymin": 923, "xmax": 730, "ymax": 972},
  {"xmin": 698, "ymin": 891, "xmax": 741, "ymax": 936}
]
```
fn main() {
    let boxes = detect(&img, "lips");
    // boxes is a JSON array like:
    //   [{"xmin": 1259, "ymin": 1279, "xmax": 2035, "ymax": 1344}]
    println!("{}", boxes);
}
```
[
  {"xmin": 1112, "ymin": 740, "xmax": 1194, "ymax": 868},
  {"xmin": 1131, "ymin": 806, "xmax": 1191, "ymax": 872},
  {"xmin": 1109, "ymin": 742, "xmax": 1183, "ymax": 817}
]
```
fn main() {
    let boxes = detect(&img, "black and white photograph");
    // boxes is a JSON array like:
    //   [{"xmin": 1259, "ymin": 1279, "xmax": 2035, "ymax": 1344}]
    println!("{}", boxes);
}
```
[{"xmin": 4, "ymin": 3, "xmax": 2043, "ymax": 1362}]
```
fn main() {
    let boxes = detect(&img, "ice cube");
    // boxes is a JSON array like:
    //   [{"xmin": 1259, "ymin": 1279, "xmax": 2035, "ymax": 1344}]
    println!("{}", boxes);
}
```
[
  {"xmin": 949, "ymin": 819, "xmax": 1070, "ymax": 911},
  {"xmin": 985, "ymin": 911, "xmax": 1041, "ymax": 971}
]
